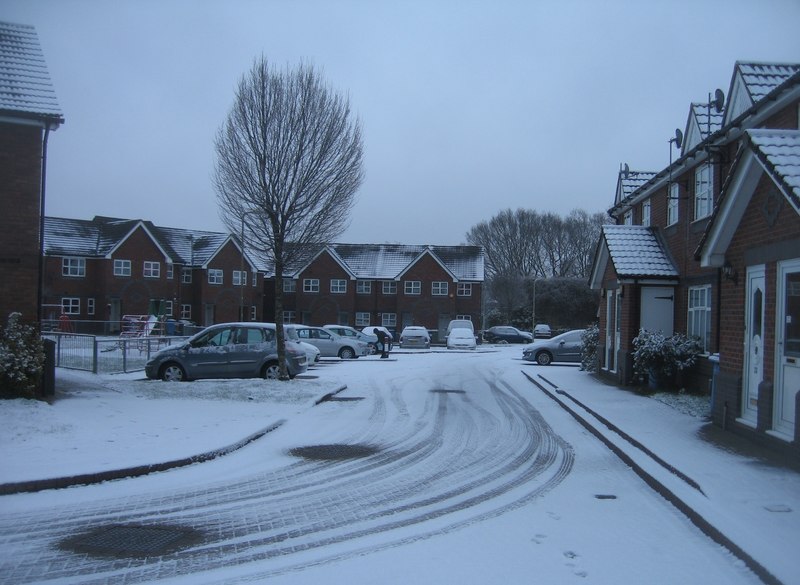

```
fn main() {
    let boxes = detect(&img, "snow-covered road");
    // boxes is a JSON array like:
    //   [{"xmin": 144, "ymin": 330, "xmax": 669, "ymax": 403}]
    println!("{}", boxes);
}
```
[{"xmin": 0, "ymin": 349, "xmax": 763, "ymax": 584}]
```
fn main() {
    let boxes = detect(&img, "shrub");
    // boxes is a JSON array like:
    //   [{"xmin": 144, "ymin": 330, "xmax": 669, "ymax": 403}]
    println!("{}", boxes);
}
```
[
  {"xmin": 0, "ymin": 312, "xmax": 45, "ymax": 399},
  {"xmin": 632, "ymin": 329, "xmax": 701, "ymax": 389},
  {"xmin": 580, "ymin": 323, "xmax": 599, "ymax": 372}
]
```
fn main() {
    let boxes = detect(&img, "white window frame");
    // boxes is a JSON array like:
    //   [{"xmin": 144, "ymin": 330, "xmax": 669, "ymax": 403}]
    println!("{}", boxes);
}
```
[
  {"xmin": 381, "ymin": 312, "xmax": 397, "ymax": 328},
  {"xmin": 356, "ymin": 280, "xmax": 372, "ymax": 294},
  {"xmin": 113, "ymin": 259, "xmax": 131, "ymax": 277},
  {"xmin": 181, "ymin": 304, "xmax": 192, "ymax": 320},
  {"xmin": 457, "ymin": 283, "xmax": 472, "ymax": 297},
  {"xmin": 62, "ymin": 297, "xmax": 80, "ymax": 315},
  {"xmin": 694, "ymin": 163, "xmax": 713, "ymax": 220},
  {"xmin": 233, "ymin": 270, "xmax": 248, "ymax": 286},
  {"xmin": 303, "ymin": 278, "xmax": 320, "ymax": 293},
  {"xmin": 623, "ymin": 210, "xmax": 633, "ymax": 225},
  {"xmin": 143, "ymin": 261, "xmax": 160, "ymax": 279},
  {"xmin": 642, "ymin": 199, "xmax": 651, "ymax": 227},
  {"xmin": 404, "ymin": 280, "xmax": 421, "ymax": 295},
  {"xmin": 166, "ymin": 264, "xmax": 174, "ymax": 280},
  {"xmin": 181, "ymin": 267, "xmax": 192, "ymax": 283},
  {"xmin": 456, "ymin": 314, "xmax": 472, "ymax": 321},
  {"xmin": 164, "ymin": 300, "xmax": 173, "ymax": 317},
  {"xmin": 382, "ymin": 281, "xmax": 397, "ymax": 295},
  {"xmin": 250, "ymin": 305, "xmax": 257, "ymax": 321},
  {"xmin": 87, "ymin": 298, "xmax": 95, "ymax": 315},
  {"xmin": 283, "ymin": 310, "xmax": 296, "ymax": 323},
  {"xmin": 62, "ymin": 257, "xmax": 85, "ymax": 277},
  {"xmin": 208, "ymin": 269, "xmax": 223, "ymax": 285},
  {"xmin": 432, "ymin": 281, "xmax": 448, "ymax": 296},
  {"xmin": 283, "ymin": 278, "xmax": 296, "ymax": 293},
  {"xmin": 355, "ymin": 312, "xmax": 370, "ymax": 326},
  {"xmin": 330, "ymin": 279, "xmax": 347, "ymax": 294},
  {"xmin": 688, "ymin": 285, "xmax": 712, "ymax": 353},
  {"xmin": 668, "ymin": 182, "xmax": 679, "ymax": 226}
]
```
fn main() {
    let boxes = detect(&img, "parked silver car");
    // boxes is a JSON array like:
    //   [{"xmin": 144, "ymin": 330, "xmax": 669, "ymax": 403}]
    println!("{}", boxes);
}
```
[
  {"xmin": 522, "ymin": 329, "xmax": 584, "ymax": 365},
  {"xmin": 285, "ymin": 325, "xmax": 371, "ymax": 359},
  {"xmin": 145, "ymin": 322, "xmax": 308, "ymax": 381},
  {"xmin": 399, "ymin": 326, "xmax": 431, "ymax": 349},
  {"xmin": 323, "ymin": 324, "xmax": 378, "ymax": 354}
]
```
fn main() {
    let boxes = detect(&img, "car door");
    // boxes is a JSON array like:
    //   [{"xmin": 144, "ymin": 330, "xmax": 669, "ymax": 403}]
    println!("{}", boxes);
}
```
[
  {"xmin": 228, "ymin": 326, "xmax": 275, "ymax": 377},
  {"xmin": 184, "ymin": 326, "xmax": 236, "ymax": 377},
  {"xmin": 313, "ymin": 328, "xmax": 338, "ymax": 356},
  {"xmin": 554, "ymin": 331, "xmax": 582, "ymax": 362}
]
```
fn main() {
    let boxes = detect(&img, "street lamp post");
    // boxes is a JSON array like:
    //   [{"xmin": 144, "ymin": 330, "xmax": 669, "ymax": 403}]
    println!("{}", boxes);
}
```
[{"xmin": 532, "ymin": 277, "xmax": 538, "ymax": 331}]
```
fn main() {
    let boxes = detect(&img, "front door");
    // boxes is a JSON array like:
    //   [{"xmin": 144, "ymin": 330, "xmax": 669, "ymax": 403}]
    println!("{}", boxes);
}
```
[
  {"xmin": 742, "ymin": 265, "xmax": 765, "ymax": 424},
  {"xmin": 775, "ymin": 259, "xmax": 800, "ymax": 437},
  {"xmin": 640, "ymin": 287, "xmax": 674, "ymax": 335},
  {"xmin": 605, "ymin": 291, "xmax": 616, "ymax": 372}
]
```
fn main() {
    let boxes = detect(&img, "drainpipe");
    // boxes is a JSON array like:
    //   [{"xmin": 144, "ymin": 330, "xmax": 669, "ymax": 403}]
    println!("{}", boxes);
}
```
[{"xmin": 37, "ymin": 121, "xmax": 52, "ymax": 326}]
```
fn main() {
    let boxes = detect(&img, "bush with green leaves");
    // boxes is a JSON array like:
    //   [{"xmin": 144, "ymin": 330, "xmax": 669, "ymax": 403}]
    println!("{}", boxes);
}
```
[
  {"xmin": 0, "ymin": 312, "xmax": 45, "ymax": 399},
  {"xmin": 580, "ymin": 322, "xmax": 599, "ymax": 372},
  {"xmin": 632, "ymin": 329, "xmax": 701, "ymax": 388}
]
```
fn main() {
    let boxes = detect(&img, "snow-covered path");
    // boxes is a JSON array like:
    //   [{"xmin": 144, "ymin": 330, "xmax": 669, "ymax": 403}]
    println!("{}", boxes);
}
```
[{"xmin": 0, "ymin": 350, "xmax": 763, "ymax": 584}]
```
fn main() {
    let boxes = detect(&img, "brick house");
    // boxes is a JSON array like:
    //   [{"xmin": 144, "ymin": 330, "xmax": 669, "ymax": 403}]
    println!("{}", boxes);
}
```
[
  {"xmin": 267, "ymin": 244, "xmax": 485, "ymax": 340},
  {"xmin": 590, "ymin": 62, "xmax": 799, "ymax": 455},
  {"xmin": 42, "ymin": 216, "xmax": 263, "ymax": 332},
  {"xmin": 0, "ymin": 21, "xmax": 64, "ymax": 325}
]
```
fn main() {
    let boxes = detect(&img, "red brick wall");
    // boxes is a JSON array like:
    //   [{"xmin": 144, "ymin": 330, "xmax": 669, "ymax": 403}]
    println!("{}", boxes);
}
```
[{"xmin": 0, "ymin": 123, "xmax": 43, "ymax": 325}]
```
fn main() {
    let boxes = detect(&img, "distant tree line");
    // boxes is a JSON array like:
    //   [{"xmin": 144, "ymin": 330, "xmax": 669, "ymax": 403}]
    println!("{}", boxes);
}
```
[{"xmin": 466, "ymin": 208, "xmax": 610, "ymax": 330}]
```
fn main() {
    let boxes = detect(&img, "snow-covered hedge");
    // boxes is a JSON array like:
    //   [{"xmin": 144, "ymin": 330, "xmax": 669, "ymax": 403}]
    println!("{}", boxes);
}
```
[
  {"xmin": 580, "ymin": 323, "xmax": 599, "ymax": 372},
  {"xmin": 0, "ymin": 312, "xmax": 45, "ymax": 399},
  {"xmin": 632, "ymin": 329, "xmax": 701, "ymax": 389}
]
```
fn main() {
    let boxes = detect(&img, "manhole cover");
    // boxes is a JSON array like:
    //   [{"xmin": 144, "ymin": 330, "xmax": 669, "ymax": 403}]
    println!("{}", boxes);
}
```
[
  {"xmin": 60, "ymin": 524, "xmax": 202, "ymax": 558},
  {"xmin": 430, "ymin": 389, "xmax": 466, "ymax": 394},
  {"xmin": 289, "ymin": 444, "xmax": 379, "ymax": 460}
]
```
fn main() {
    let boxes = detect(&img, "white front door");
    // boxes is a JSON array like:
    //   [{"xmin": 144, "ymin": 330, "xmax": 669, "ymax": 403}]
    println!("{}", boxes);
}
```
[
  {"xmin": 742, "ymin": 265, "xmax": 765, "ymax": 424},
  {"xmin": 774, "ymin": 259, "xmax": 800, "ymax": 437}
]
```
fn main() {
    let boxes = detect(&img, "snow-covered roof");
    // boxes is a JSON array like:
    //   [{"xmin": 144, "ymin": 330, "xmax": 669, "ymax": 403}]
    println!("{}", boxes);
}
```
[
  {"xmin": 681, "ymin": 102, "xmax": 724, "ymax": 155},
  {"xmin": 615, "ymin": 170, "xmax": 657, "ymax": 208},
  {"xmin": 725, "ymin": 62, "xmax": 800, "ymax": 125},
  {"xmin": 698, "ymin": 129, "xmax": 800, "ymax": 267},
  {"xmin": 0, "ymin": 21, "xmax": 63, "ymax": 125},
  {"xmin": 589, "ymin": 225, "xmax": 678, "ymax": 289}
]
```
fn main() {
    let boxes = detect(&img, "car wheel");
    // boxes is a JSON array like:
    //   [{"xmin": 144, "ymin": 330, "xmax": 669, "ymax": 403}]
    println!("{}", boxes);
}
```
[
  {"xmin": 536, "ymin": 351, "xmax": 553, "ymax": 366},
  {"xmin": 263, "ymin": 362, "xmax": 280, "ymax": 379},
  {"xmin": 339, "ymin": 347, "xmax": 356, "ymax": 359},
  {"xmin": 160, "ymin": 362, "xmax": 186, "ymax": 382}
]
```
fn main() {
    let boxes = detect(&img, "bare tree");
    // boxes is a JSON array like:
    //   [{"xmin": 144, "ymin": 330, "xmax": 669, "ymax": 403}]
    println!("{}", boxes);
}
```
[{"xmin": 214, "ymin": 57, "xmax": 364, "ymax": 379}]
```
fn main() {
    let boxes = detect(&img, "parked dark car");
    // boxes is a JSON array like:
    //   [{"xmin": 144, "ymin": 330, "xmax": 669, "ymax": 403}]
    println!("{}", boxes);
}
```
[
  {"xmin": 522, "ymin": 329, "xmax": 584, "ymax": 365},
  {"xmin": 145, "ymin": 322, "xmax": 308, "ymax": 381},
  {"xmin": 483, "ymin": 326, "xmax": 533, "ymax": 344}
]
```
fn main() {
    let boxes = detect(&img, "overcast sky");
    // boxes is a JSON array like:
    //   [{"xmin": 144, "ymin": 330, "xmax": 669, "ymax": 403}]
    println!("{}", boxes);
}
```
[{"xmin": 5, "ymin": 0, "xmax": 799, "ymax": 245}]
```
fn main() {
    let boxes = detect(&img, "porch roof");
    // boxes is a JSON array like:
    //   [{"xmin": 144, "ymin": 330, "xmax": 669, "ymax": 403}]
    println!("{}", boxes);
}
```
[{"xmin": 589, "ymin": 225, "xmax": 679, "ymax": 289}]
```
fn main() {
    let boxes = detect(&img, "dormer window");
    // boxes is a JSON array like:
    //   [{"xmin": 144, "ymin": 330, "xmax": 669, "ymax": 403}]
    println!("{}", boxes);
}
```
[
  {"xmin": 694, "ymin": 163, "xmax": 713, "ymax": 220},
  {"xmin": 623, "ymin": 210, "xmax": 633, "ymax": 225},
  {"xmin": 642, "ymin": 199, "xmax": 651, "ymax": 227}
]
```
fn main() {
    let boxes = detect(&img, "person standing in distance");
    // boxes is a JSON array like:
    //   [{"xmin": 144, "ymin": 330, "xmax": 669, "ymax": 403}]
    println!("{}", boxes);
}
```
[{"xmin": 373, "ymin": 327, "xmax": 389, "ymax": 359}]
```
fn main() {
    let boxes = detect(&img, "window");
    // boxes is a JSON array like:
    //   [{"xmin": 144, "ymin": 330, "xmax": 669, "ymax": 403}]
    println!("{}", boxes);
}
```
[
  {"xmin": 62, "ymin": 258, "xmax": 85, "ymax": 277},
  {"xmin": 457, "ymin": 283, "xmax": 472, "ymax": 297},
  {"xmin": 283, "ymin": 279, "xmax": 296, "ymax": 293},
  {"xmin": 642, "ymin": 199, "xmax": 651, "ymax": 227},
  {"xmin": 432, "ymin": 282, "xmax": 448, "ymax": 296},
  {"xmin": 283, "ymin": 310, "xmax": 296, "ymax": 323},
  {"xmin": 87, "ymin": 298, "xmax": 95, "ymax": 315},
  {"xmin": 694, "ymin": 164, "xmax": 713, "ymax": 220},
  {"xmin": 382, "ymin": 281, "xmax": 397, "ymax": 295},
  {"xmin": 404, "ymin": 280, "xmax": 421, "ymax": 295},
  {"xmin": 357, "ymin": 280, "xmax": 372, "ymax": 294},
  {"xmin": 62, "ymin": 297, "xmax": 80, "ymax": 315},
  {"xmin": 208, "ymin": 269, "xmax": 223, "ymax": 284},
  {"xmin": 113, "ymin": 259, "xmax": 131, "ymax": 277},
  {"xmin": 688, "ymin": 285, "xmax": 712, "ymax": 352},
  {"xmin": 181, "ymin": 304, "xmax": 192, "ymax": 320},
  {"xmin": 304, "ymin": 278, "xmax": 320, "ymax": 293},
  {"xmin": 250, "ymin": 306, "xmax": 257, "ymax": 321},
  {"xmin": 233, "ymin": 270, "xmax": 248, "ymax": 286},
  {"xmin": 331, "ymin": 279, "xmax": 347, "ymax": 294},
  {"xmin": 668, "ymin": 183, "xmax": 679, "ymax": 226},
  {"xmin": 167, "ymin": 264, "xmax": 174, "ymax": 280},
  {"xmin": 143, "ymin": 261, "xmax": 160, "ymax": 278},
  {"xmin": 181, "ymin": 267, "xmax": 192, "ymax": 283},
  {"xmin": 381, "ymin": 312, "xmax": 397, "ymax": 327},
  {"xmin": 456, "ymin": 314, "xmax": 472, "ymax": 321},
  {"xmin": 252, "ymin": 272, "xmax": 258, "ymax": 287},
  {"xmin": 355, "ymin": 312, "xmax": 370, "ymax": 326},
  {"xmin": 623, "ymin": 210, "xmax": 633, "ymax": 225}
]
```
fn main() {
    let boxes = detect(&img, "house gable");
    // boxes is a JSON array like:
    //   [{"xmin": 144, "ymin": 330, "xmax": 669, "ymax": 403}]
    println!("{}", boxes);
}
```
[{"xmin": 397, "ymin": 248, "xmax": 457, "ymax": 282}]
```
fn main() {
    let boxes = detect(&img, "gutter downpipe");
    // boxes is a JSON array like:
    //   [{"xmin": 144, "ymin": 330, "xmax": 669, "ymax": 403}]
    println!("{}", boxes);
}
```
[{"xmin": 37, "ymin": 121, "xmax": 52, "ymax": 326}]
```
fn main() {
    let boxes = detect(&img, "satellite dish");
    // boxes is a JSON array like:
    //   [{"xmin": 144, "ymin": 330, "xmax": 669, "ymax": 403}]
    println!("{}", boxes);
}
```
[
  {"xmin": 674, "ymin": 128, "xmax": 683, "ymax": 149},
  {"xmin": 714, "ymin": 88, "xmax": 725, "ymax": 112}
]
